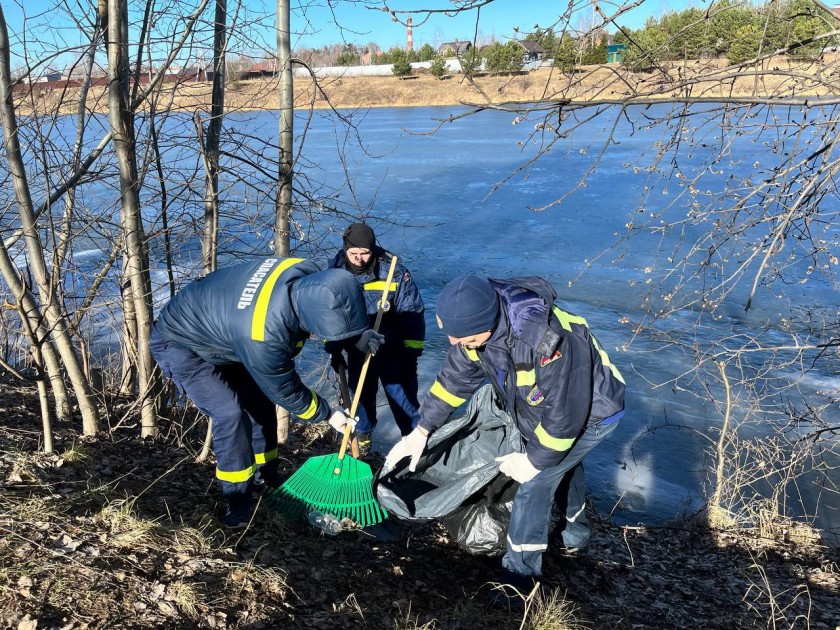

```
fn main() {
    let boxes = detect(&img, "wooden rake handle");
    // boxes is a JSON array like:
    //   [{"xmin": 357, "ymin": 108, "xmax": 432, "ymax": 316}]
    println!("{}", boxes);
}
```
[
  {"xmin": 334, "ymin": 254, "xmax": 399, "ymax": 471},
  {"xmin": 336, "ymin": 363, "xmax": 360, "ymax": 459}
]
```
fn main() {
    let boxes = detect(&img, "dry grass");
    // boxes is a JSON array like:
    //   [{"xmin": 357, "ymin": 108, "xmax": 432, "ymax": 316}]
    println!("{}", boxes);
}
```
[
  {"xmin": 96, "ymin": 499, "xmax": 159, "ymax": 547},
  {"xmin": 393, "ymin": 602, "xmax": 439, "ymax": 629},
  {"xmin": 61, "ymin": 442, "xmax": 91, "ymax": 463},
  {"xmin": 225, "ymin": 561, "xmax": 289, "ymax": 599},
  {"xmin": 525, "ymin": 587, "xmax": 589, "ymax": 630},
  {"xmin": 708, "ymin": 504, "xmax": 740, "ymax": 530},
  {"xmin": 165, "ymin": 579, "xmax": 204, "ymax": 619},
  {"xmin": 1, "ymin": 375, "xmax": 838, "ymax": 629}
]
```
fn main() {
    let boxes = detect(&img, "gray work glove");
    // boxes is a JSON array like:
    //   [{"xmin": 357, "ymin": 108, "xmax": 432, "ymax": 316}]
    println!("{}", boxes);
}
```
[
  {"xmin": 354, "ymin": 329, "xmax": 385, "ymax": 355},
  {"xmin": 383, "ymin": 427, "xmax": 429, "ymax": 473}
]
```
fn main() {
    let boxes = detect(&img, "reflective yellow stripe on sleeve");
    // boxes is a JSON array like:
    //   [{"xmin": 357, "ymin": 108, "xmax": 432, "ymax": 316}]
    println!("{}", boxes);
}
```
[
  {"xmin": 552, "ymin": 306, "xmax": 625, "ymax": 385},
  {"xmin": 296, "ymin": 390, "xmax": 320, "ymax": 420},
  {"xmin": 463, "ymin": 347, "xmax": 479, "ymax": 362},
  {"xmin": 255, "ymin": 449, "xmax": 278, "ymax": 465},
  {"xmin": 516, "ymin": 369, "xmax": 536, "ymax": 387},
  {"xmin": 552, "ymin": 305, "xmax": 587, "ymax": 332},
  {"xmin": 251, "ymin": 258, "xmax": 305, "ymax": 341},
  {"xmin": 590, "ymin": 334, "xmax": 625, "ymax": 384},
  {"xmin": 216, "ymin": 463, "xmax": 257, "ymax": 483},
  {"xmin": 430, "ymin": 381, "xmax": 466, "ymax": 407},
  {"xmin": 404, "ymin": 340, "xmax": 424, "ymax": 349},
  {"xmin": 535, "ymin": 423, "xmax": 575, "ymax": 452},
  {"xmin": 364, "ymin": 281, "xmax": 398, "ymax": 293}
]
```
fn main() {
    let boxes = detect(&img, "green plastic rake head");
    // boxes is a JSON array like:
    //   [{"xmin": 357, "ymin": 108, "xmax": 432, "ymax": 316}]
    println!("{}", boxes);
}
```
[
  {"xmin": 266, "ymin": 450, "xmax": 386, "ymax": 527},
  {"xmin": 268, "ymin": 255, "xmax": 398, "ymax": 530}
]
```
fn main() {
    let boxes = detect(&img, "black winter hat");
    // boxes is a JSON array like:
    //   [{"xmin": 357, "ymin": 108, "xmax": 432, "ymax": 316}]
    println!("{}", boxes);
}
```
[
  {"xmin": 436, "ymin": 274, "xmax": 500, "ymax": 338},
  {"xmin": 343, "ymin": 223, "xmax": 376, "ymax": 251}
]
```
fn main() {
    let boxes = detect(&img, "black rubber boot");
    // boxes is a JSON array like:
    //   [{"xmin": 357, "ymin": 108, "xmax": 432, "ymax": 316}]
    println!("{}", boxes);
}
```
[{"xmin": 222, "ymin": 492, "xmax": 256, "ymax": 529}]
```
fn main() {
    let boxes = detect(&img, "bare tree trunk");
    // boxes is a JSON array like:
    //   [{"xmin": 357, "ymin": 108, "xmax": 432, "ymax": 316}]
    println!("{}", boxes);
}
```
[
  {"xmin": 118, "ymin": 267, "xmax": 138, "ymax": 395},
  {"xmin": 197, "ymin": 419, "xmax": 214, "ymax": 463},
  {"xmin": 32, "ymin": 348, "xmax": 54, "ymax": 453},
  {"xmin": 202, "ymin": 0, "xmax": 226, "ymax": 275},
  {"xmin": 9, "ymin": 274, "xmax": 55, "ymax": 451},
  {"xmin": 194, "ymin": 0, "xmax": 229, "ymax": 459},
  {"xmin": 0, "ymin": 244, "xmax": 72, "ymax": 421},
  {"xmin": 275, "ymin": 0, "xmax": 293, "ymax": 259},
  {"xmin": 709, "ymin": 360, "xmax": 734, "ymax": 528},
  {"xmin": 274, "ymin": 0, "xmax": 293, "ymax": 444},
  {"xmin": 0, "ymin": 6, "xmax": 100, "ymax": 435},
  {"xmin": 54, "ymin": 27, "xmax": 100, "ymax": 411},
  {"xmin": 150, "ymin": 118, "xmax": 176, "ymax": 300},
  {"xmin": 106, "ymin": 0, "xmax": 157, "ymax": 437},
  {"xmin": 0, "ymin": 342, "xmax": 52, "ymax": 452}
]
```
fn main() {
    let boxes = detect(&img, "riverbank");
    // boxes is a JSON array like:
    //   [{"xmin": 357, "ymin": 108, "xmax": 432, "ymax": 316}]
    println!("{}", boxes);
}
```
[
  {"xmin": 22, "ymin": 54, "xmax": 840, "ymax": 117},
  {"xmin": 1, "ymin": 375, "xmax": 838, "ymax": 629}
]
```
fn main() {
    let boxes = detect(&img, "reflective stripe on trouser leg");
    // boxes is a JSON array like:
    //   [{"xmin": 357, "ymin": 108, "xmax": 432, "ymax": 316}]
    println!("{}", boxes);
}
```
[
  {"xmin": 207, "ymin": 363, "xmax": 276, "ymax": 495},
  {"xmin": 504, "ymin": 461, "xmax": 568, "ymax": 577},
  {"xmin": 502, "ymin": 418, "xmax": 622, "ymax": 577},
  {"xmin": 555, "ymin": 463, "xmax": 590, "ymax": 549}
]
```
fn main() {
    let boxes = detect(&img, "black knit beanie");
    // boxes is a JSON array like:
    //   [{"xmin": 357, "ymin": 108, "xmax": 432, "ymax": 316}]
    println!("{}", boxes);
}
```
[{"xmin": 343, "ymin": 223, "xmax": 376, "ymax": 251}]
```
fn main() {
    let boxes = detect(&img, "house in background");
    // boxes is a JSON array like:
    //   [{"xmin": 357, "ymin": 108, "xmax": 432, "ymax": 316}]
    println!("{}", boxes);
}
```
[
  {"xmin": 813, "ymin": 0, "xmax": 840, "ymax": 19},
  {"xmin": 35, "ymin": 69, "xmax": 62, "ymax": 83},
  {"xmin": 439, "ymin": 40, "xmax": 472, "ymax": 57},
  {"xmin": 242, "ymin": 58, "xmax": 276, "ymax": 79},
  {"xmin": 516, "ymin": 39, "xmax": 545, "ymax": 63}
]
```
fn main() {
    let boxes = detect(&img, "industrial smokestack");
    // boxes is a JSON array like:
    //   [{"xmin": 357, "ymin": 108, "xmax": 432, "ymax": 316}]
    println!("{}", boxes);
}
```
[{"xmin": 407, "ymin": 17, "xmax": 413, "ymax": 50}]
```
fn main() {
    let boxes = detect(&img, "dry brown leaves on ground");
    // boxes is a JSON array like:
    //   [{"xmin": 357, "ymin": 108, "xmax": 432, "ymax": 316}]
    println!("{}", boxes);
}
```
[{"xmin": 0, "ymin": 375, "xmax": 837, "ymax": 629}]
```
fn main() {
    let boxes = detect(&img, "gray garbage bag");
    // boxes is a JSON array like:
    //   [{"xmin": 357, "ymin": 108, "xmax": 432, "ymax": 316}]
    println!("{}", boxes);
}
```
[{"xmin": 376, "ymin": 385, "xmax": 522, "ymax": 556}]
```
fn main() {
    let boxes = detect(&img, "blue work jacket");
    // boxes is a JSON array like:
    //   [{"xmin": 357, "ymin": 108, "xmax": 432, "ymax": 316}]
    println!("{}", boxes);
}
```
[
  {"xmin": 328, "ymin": 247, "xmax": 425, "ymax": 357},
  {"xmin": 154, "ymin": 257, "xmax": 369, "ymax": 422},
  {"xmin": 418, "ymin": 276, "xmax": 625, "ymax": 470}
]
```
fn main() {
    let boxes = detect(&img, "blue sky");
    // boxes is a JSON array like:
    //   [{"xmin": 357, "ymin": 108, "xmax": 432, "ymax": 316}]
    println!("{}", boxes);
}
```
[
  {"xmin": 2, "ymin": 0, "xmax": 699, "ymax": 64},
  {"xmin": 290, "ymin": 0, "xmax": 695, "ymax": 50}
]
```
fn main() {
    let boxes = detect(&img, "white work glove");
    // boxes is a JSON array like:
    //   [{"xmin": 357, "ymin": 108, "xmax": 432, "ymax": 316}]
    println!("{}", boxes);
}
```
[
  {"xmin": 383, "ymin": 427, "xmax": 429, "ymax": 473},
  {"xmin": 328, "ymin": 409, "xmax": 357, "ymax": 434},
  {"xmin": 354, "ymin": 329, "xmax": 385, "ymax": 355},
  {"xmin": 495, "ymin": 453, "xmax": 540, "ymax": 484}
]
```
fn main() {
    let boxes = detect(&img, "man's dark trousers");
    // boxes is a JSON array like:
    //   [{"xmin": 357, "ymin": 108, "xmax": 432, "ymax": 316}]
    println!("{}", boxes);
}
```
[
  {"xmin": 346, "ymin": 347, "xmax": 420, "ymax": 437},
  {"xmin": 503, "ymin": 412, "xmax": 622, "ymax": 577},
  {"xmin": 150, "ymin": 326, "xmax": 278, "ymax": 496}
]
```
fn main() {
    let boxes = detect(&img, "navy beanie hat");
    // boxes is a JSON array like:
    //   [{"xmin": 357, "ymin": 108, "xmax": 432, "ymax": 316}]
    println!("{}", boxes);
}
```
[
  {"xmin": 343, "ymin": 223, "xmax": 376, "ymax": 251},
  {"xmin": 436, "ymin": 275, "xmax": 500, "ymax": 337}
]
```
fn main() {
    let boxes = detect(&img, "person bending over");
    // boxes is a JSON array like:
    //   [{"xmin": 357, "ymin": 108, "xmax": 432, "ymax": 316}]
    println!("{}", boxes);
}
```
[
  {"xmin": 384, "ymin": 274, "xmax": 625, "ymax": 595},
  {"xmin": 151, "ymin": 257, "xmax": 383, "ymax": 528}
]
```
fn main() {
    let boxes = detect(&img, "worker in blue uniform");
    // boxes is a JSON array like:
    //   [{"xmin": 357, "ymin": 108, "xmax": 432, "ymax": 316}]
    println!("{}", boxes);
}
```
[
  {"xmin": 150, "ymin": 257, "xmax": 383, "ymax": 528},
  {"xmin": 384, "ymin": 274, "xmax": 625, "ymax": 600},
  {"xmin": 326, "ymin": 223, "xmax": 425, "ymax": 456}
]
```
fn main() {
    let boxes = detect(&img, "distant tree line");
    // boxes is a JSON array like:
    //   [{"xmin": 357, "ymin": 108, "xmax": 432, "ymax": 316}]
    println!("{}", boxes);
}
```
[
  {"xmin": 524, "ymin": 0, "xmax": 838, "ymax": 71},
  {"xmin": 613, "ymin": 0, "xmax": 837, "ymax": 67},
  {"xmin": 213, "ymin": 0, "xmax": 840, "ymax": 82}
]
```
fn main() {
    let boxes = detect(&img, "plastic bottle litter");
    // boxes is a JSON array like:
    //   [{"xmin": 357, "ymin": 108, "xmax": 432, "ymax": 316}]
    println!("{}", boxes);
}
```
[{"xmin": 307, "ymin": 510, "xmax": 342, "ymax": 535}]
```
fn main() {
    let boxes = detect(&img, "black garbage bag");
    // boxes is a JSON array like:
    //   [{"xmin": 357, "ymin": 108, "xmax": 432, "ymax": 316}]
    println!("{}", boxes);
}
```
[{"xmin": 376, "ymin": 385, "xmax": 522, "ymax": 556}]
